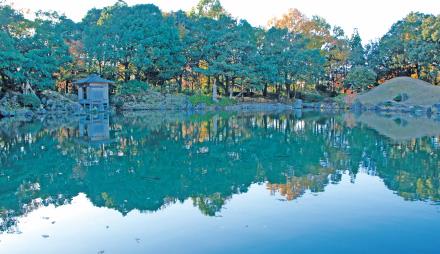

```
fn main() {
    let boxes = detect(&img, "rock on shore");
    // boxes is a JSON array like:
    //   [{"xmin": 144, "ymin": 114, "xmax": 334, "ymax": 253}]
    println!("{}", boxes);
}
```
[{"xmin": 0, "ymin": 90, "xmax": 83, "ymax": 119}]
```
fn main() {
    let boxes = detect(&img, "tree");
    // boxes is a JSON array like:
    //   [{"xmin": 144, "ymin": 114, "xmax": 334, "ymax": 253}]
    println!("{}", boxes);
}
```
[
  {"xmin": 0, "ymin": 4, "xmax": 71, "ymax": 91},
  {"xmin": 367, "ymin": 12, "xmax": 440, "ymax": 84},
  {"xmin": 269, "ymin": 8, "xmax": 332, "ymax": 50},
  {"xmin": 421, "ymin": 15, "xmax": 440, "ymax": 84},
  {"xmin": 195, "ymin": 16, "xmax": 234, "ymax": 101},
  {"xmin": 345, "ymin": 66, "xmax": 377, "ymax": 91},
  {"xmin": 223, "ymin": 20, "xmax": 260, "ymax": 98},
  {"xmin": 0, "ymin": 4, "xmax": 27, "ymax": 89},
  {"xmin": 22, "ymin": 11, "xmax": 72, "ymax": 89},
  {"xmin": 325, "ymin": 26, "xmax": 350, "ymax": 93},
  {"xmin": 189, "ymin": 0, "xmax": 227, "ymax": 20},
  {"xmin": 348, "ymin": 29, "xmax": 365, "ymax": 66},
  {"xmin": 82, "ymin": 3, "xmax": 184, "ymax": 88},
  {"xmin": 0, "ymin": 30, "xmax": 24, "ymax": 90}
]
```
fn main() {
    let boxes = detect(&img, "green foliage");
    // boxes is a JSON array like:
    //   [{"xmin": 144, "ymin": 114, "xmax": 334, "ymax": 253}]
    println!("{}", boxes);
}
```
[
  {"xmin": 18, "ymin": 94, "xmax": 41, "ymax": 108},
  {"xmin": 189, "ymin": 94, "xmax": 236, "ymax": 106},
  {"xmin": 113, "ymin": 97, "xmax": 125, "ymax": 110},
  {"xmin": 82, "ymin": 3, "xmax": 184, "ymax": 86},
  {"xmin": 348, "ymin": 29, "xmax": 366, "ymax": 66},
  {"xmin": 299, "ymin": 91, "xmax": 325, "ymax": 102},
  {"xmin": 189, "ymin": 0, "xmax": 226, "ymax": 19},
  {"xmin": 1, "ymin": 1, "xmax": 438, "ymax": 101},
  {"xmin": 345, "ymin": 66, "xmax": 377, "ymax": 91},
  {"xmin": 0, "ymin": 4, "xmax": 70, "ymax": 90},
  {"xmin": 393, "ymin": 93, "xmax": 409, "ymax": 102},
  {"xmin": 118, "ymin": 80, "xmax": 149, "ymax": 95},
  {"xmin": 189, "ymin": 94, "xmax": 214, "ymax": 106},
  {"xmin": 367, "ymin": 12, "xmax": 440, "ymax": 85},
  {"xmin": 217, "ymin": 97, "xmax": 237, "ymax": 106}
]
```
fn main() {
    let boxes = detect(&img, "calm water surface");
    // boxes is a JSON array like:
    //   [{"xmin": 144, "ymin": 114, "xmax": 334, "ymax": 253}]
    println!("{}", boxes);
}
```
[{"xmin": 0, "ymin": 111, "xmax": 439, "ymax": 253}]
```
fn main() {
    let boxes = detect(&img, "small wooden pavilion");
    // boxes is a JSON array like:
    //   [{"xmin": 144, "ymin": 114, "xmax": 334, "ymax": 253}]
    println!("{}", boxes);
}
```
[{"xmin": 74, "ymin": 74, "xmax": 114, "ymax": 111}]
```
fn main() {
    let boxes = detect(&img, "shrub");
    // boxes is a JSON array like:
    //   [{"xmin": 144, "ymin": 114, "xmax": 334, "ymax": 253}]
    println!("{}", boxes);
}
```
[
  {"xmin": 189, "ymin": 94, "xmax": 237, "ymax": 107},
  {"xmin": 345, "ymin": 66, "xmax": 377, "ymax": 92},
  {"xmin": 299, "ymin": 92, "xmax": 325, "ymax": 102},
  {"xmin": 393, "ymin": 93, "xmax": 409, "ymax": 102},
  {"xmin": 189, "ymin": 95, "xmax": 214, "ymax": 106},
  {"xmin": 114, "ymin": 97, "xmax": 124, "ymax": 109},
  {"xmin": 18, "ymin": 94, "xmax": 41, "ymax": 108},
  {"xmin": 118, "ymin": 80, "xmax": 149, "ymax": 95},
  {"xmin": 217, "ymin": 97, "xmax": 236, "ymax": 107}
]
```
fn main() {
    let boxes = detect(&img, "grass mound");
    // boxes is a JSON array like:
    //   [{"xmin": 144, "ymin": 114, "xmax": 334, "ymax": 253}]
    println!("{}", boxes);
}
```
[{"xmin": 356, "ymin": 77, "xmax": 440, "ymax": 106}]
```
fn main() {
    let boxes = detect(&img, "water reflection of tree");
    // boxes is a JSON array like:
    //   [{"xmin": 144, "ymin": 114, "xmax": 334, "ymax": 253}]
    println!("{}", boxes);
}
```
[{"xmin": 0, "ymin": 112, "xmax": 439, "ymax": 233}]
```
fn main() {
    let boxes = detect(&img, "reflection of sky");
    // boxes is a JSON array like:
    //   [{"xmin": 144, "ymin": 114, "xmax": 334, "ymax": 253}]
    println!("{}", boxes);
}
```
[{"xmin": 1, "ymin": 172, "xmax": 439, "ymax": 253}]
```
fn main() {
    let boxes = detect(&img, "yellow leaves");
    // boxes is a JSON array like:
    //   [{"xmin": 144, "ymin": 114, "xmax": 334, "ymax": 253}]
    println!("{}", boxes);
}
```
[
  {"xmin": 269, "ymin": 8, "xmax": 332, "ymax": 50},
  {"xmin": 268, "ymin": 8, "xmax": 307, "ymax": 34},
  {"xmin": 198, "ymin": 60, "xmax": 209, "ymax": 70},
  {"xmin": 416, "ymin": 177, "xmax": 438, "ymax": 200},
  {"xmin": 178, "ymin": 24, "xmax": 186, "ymax": 40},
  {"xmin": 97, "ymin": 11, "xmax": 111, "ymax": 27},
  {"xmin": 199, "ymin": 121, "xmax": 209, "ymax": 143},
  {"xmin": 181, "ymin": 121, "xmax": 211, "ymax": 144},
  {"xmin": 101, "ymin": 192, "xmax": 114, "ymax": 207}
]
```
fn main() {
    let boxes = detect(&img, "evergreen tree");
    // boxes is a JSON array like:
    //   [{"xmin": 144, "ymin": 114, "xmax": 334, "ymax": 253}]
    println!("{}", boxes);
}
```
[{"xmin": 348, "ymin": 29, "xmax": 365, "ymax": 66}]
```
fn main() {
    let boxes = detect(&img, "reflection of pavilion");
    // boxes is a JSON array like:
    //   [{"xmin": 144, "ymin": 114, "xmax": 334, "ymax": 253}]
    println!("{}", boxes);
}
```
[{"xmin": 78, "ymin": 114, "xmax": 112, "ymax": 145}]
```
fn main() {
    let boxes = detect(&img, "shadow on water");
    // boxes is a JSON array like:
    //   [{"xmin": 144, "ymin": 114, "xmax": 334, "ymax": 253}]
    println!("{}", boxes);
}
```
[{"xmin": 0, "ymin": 110, "xmax": 439, "ymax": 233}]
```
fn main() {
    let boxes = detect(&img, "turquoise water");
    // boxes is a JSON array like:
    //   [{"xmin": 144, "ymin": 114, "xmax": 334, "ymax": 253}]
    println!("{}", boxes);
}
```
[{"xmin": 0, "ymin": 111, "xmax": 439, "ymax": 253}]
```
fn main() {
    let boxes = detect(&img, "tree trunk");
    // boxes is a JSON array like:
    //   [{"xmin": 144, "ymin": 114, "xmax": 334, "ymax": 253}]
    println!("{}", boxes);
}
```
[
  {"xmin": 124, "ymin": 62, "xmax": 130, "ymax": 82},
  {"xmin": 225, "ymin": 76, "xmax": 230, "ymax": 96},
  {"xmin": 416, "ymin": 63, "xmax": 421, "ymax": 79},
  {"xmin": 1, "ymin": 73, "xmax": 6, "ymax": 88},
  {"xmin": 276, "ymin": 84, "xmax": 280, "ymax": 100},
  {"xmin": 220, "ymin": 75, "xmax": 226, "ymax": 95},
  {"xmin": 285, "ymin": 73, "xmax": 291, "ymax": 99},
  {"xmin": 178, "ymin": 74, "xmax": 183, "ymax": 93},
  {"xmin": 212, "ymin": 76, "xmax": 218, "ymax": 102},
  {"xmin": 229, "ymin": 78, "xmax": 234, "ymax": 98},
  {"xmin": 292, "ymin": 83, "xmax": 297, "ymax": 99},
  {"xmin": 263, "ymin": 84, "xmax": 268, "ymax": 97}
]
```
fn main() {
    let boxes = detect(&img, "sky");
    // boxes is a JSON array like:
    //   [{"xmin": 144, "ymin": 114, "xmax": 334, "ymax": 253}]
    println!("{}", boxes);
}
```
[{"xmin": 7, "ymin": 0, "xmax": 440, "ymax": 43}]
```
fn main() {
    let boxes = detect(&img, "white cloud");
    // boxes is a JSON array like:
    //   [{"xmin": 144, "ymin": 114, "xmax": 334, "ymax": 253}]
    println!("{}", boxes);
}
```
[{"xmin": 8, "ymin": 0, "xmax": 440, "ymax": 42}]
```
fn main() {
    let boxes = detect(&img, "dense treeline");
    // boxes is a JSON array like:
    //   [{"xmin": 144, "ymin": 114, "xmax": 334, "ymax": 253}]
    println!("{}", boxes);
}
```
[
  {"xmin": 0, "ymin": 0, "xmax": 439, "ymax": 102},
  {"xmin": 367, "ymin": 12, "xmax": 440, "ymax": 85}
]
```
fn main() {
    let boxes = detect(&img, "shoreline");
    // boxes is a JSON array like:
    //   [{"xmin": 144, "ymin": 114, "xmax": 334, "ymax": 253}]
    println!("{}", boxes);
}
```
[{"xmin": 1, "ymin": 91, "xmax": 439, "ymax": 121}]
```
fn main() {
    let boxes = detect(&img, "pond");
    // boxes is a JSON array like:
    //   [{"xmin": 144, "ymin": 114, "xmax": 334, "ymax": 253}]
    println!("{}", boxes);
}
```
[{"xmin": 0, "ymin": 111, "xmax": 439, "ymax": 253}]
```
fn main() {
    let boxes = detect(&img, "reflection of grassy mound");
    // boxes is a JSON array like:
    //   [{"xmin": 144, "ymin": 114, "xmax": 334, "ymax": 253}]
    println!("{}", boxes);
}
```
[
  {"xmin": 355, "ymin": 112, "xmax": 440, "ymax": 142},
  {"xmin": 357, "ymin": 77, "xmax": 440, "ymax": 106}
]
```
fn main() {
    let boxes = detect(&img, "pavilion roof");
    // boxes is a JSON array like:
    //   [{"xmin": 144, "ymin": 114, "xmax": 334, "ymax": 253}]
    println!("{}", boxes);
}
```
[{"xmin": 73, "ymin": 74, "xmax": 115, "ymax": 85}]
